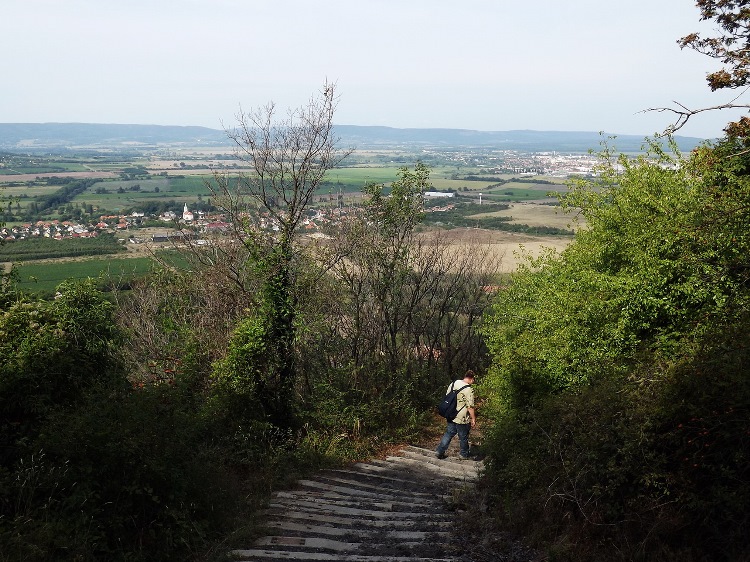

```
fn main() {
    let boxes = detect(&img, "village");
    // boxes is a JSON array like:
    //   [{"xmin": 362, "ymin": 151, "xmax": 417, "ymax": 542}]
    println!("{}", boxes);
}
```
[
  {"xmin": 1, "ymin": 189, "xmax": 464, "ymax": 246},
  {"xmin": 0, "ymin": 207, "xmax": 334, "ymax": 247}
]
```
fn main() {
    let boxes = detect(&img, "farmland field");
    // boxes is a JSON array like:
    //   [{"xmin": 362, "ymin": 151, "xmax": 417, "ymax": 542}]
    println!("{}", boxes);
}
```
[
  {"xmin": 64, "ymin": 176, "xmax": 217, "ymax": 212},
  {"xmin": 2, "ymin": 184, "xmax": 66, "ymax": 197},
  {"xmin": 491, "ymin": 180, "xmax": 567, "ymax": 193},
  {"xmin": 8, "ymin": 245, "xmax": 190, "ymax": 294},
  {"xmin": 470, "ymin": 202, "xmax": 583, "ymax": 230},
  {"xmin": 418, "ymin": 226, "xmax": 572, "ymax": 274},
  {"xmin": 1, "ymin": 149, "xmax": 580, "ymax": 290},
  {"xmin": 0, "ymin": 171, "xmax": 118, "ymax": 183},
  {"xmin": 1, "ymin": 147, "xmax": 573, "ymax": 220},
  {"xmin": 480, "ymin": 189, "xmax": 557, "ymax": 203},
  {"xmin": 5, "ymin": 223, "xmax": 574, "ymax": 294},
  {"xmin": 13, "ymin": 256, "xmax": 159, "ymax": 295}
]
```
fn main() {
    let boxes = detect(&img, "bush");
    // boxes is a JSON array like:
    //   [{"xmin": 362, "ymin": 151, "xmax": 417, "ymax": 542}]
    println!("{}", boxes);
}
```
[
  {"xmin": 484, "ymin": 321, "xmax": 750, "ymax": 561},
  {"xmin": 480, "ymin": 139, "xmax": 750, "ymax": 560},
  {"xmin": 0, "ymin": 279, "xmax": 121, "ymax": 466}
]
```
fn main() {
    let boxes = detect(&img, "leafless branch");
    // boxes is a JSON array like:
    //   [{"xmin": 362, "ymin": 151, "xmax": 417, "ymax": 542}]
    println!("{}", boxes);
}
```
[{"xmin": 643, "ymin": 87, "xmax": 750, "ymax": 135}]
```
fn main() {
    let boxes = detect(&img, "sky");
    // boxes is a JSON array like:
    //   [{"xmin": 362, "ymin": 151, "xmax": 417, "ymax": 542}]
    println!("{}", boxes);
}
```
[{"xmin": 2, "ymin": 0, "xmax": 748, "ymax": 140}]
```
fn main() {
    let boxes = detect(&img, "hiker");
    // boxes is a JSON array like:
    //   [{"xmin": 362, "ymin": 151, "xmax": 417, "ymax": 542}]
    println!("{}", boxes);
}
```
[{"xmin": 436, "ymin": 370, "xmax": 476, "ymax": 460}]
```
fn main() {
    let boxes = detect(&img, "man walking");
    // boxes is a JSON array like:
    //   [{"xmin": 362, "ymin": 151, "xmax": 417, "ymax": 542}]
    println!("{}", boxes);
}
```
[{"xmin": 436, "ymin": 370, "xmax": 476, "ymax": 460}]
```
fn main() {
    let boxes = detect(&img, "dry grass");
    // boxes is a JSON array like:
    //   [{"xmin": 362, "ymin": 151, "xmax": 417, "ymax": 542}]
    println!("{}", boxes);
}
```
[
  {"xmin": 418, "ymin": 226, "xmax": 572, "ymax": 273},
  {"xmin": 470, "ymin": 201, "xmax": 584, "ymax": 230}
]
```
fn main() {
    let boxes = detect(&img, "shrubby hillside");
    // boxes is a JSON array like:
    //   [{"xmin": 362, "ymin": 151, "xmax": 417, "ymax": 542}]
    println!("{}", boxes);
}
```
[{"xmin": 480, "ymin": 137, "xmax": 750, "ymax": 560}]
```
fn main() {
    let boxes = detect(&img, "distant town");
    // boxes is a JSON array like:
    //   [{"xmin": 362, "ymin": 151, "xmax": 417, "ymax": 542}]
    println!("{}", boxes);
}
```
[{"xmin": 419, "ymin": 149, "xmax": 603, "ymax": 177}]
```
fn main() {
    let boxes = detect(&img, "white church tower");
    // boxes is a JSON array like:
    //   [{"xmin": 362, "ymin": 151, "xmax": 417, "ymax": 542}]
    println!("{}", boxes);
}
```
[{"xmin": 182, "ymin": 203, "xmax": 194, "ymax": 222}]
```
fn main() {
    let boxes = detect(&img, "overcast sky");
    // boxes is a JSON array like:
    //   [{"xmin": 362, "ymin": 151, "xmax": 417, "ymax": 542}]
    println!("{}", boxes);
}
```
[{"xmin": 2, "ymin": 0, "xmax": 747, "ymax": 140}]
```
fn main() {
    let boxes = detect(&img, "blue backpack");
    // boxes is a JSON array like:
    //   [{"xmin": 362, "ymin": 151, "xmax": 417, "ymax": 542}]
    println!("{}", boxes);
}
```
[{"xmin": 437, "ymin": 381, "xmax": 470, "ymax": 421}]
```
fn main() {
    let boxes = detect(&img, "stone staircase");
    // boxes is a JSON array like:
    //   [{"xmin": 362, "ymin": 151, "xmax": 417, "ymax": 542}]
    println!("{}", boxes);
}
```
[{"xmin": 230, "ymin": 445, "xmax": 483, "ymax": 561}]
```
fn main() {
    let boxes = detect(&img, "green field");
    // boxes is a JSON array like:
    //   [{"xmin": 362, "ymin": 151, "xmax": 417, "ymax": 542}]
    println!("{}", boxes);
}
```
[
  {"xmin": 495, "ymin": 180, "xmax": 566, "ymax": 191},
  {"xmin": 482, "ymin": 188, "xmax": 559, "ymax": 202},
  {"xmin": 66, "ymin": 176, "xmax": 216, "ymax": 212},
  {"xmin": 11, "ymin": 249, "xmax": 191, "ymax": 295},
  {"xmin": 2, "ymin": 184, "xmax": 65, "ymax": 197},
  {"xmin": 322, "ymin": 166, "xmax": 551, "ymax": 194},
  {"xmin": 0, "ymin": 163, "xmax": 91, "ymax": 175},
  {"xmin": 13, "ymin": 256, "xmax": 158, "ymax": 295},
  {"xmin": 327, "ymin": 166, "xmax": 403, "ymax": 186}
]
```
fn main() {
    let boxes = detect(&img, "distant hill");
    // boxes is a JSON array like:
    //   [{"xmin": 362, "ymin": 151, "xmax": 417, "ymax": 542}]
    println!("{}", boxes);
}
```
[
  {"xmin": 334, "ymin": 125, "xmax": 707, "ymax": 152},
  {"xmin": 0, "ymin": 122, "xmax": 707, "ymax": 153},
  {"xmin": 0, "ymin": 123, "xmax": 228, "ymax": 150}
]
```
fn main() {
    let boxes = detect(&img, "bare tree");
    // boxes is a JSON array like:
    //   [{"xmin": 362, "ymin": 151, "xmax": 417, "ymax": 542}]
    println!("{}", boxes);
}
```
[
  {"xmin": 224, "ymin": 82, "xmax": 349, "ymax": 248},
  {"xmin": 645, "ymin": 90, "xmax": 750, "ymax": 135},
  {"xmin": 181, "ymin": 83, "xmax": 349, "ymax": 290},
  {"xmin": 324, "ymin": 165, "xmax": 501, "ymax": 398},
  {"xmin": 199, "ymin": 83, "xmax": 351, "ymax": 424}
]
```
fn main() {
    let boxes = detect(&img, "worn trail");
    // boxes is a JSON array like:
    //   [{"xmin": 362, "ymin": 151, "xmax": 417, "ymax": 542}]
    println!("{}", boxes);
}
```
[{"xmin": 231, "ymin": 445, "xmax": 483, "ymax": 561}]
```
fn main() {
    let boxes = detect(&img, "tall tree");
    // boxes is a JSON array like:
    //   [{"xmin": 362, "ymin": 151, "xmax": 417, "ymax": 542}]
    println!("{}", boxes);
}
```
[{"xmin": 205, "ymin": 83, "xmax": 350, "ymax": 425}]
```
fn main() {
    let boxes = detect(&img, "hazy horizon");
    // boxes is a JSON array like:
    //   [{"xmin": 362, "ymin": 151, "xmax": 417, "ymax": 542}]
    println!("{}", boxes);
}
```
[
  {"xmin": 0, "ymin": 122, "xmax": 710, "ymax": 141},
  {"xmin": 3, "ymin": 0, "xmax": 747, "ymax": 141}
]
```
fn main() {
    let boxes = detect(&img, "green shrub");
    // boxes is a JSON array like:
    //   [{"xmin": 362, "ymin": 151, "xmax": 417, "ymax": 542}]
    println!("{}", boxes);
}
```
[
  {"xmin": 484, "ymin": 323, "xmax": 750, "ymax": 561},
  {"xmin": 481, "ymin": 138, "xmax": 750, "ymax": 560},
  {"xmin": 0, "ymin": 383, "xmax": 240, "ymax": 562},
  {"xmin": 0, "ymin": 279, "xmax": 121, "ymax": 465}
]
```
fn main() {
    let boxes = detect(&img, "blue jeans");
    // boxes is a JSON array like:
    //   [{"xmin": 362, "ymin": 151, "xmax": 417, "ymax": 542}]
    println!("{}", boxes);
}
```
[{"xmin": 436, "ymin": 421, "xmax": 471, "ymax": 458}]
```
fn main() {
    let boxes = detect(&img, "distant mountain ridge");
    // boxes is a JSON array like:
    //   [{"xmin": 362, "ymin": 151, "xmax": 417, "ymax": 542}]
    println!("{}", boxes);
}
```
[
  {"xmin": 0, "ymin": 122, "xmax": 707, "ymax": 153},
  {"xmin": 0, "ymin": 123, "xmax": 228, "ymax": 149}
]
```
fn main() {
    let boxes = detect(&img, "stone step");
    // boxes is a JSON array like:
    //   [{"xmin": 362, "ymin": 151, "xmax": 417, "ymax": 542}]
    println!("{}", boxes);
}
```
[
  {"xmin": 364, "ymin": 457, "xmax": 475, "ymax": 481},
  {"xmin": 263, "ymin": 519, "xmax": 451, "ymax": 540},
  {"xmin": 325, "ymin": 467, "xmax": 444, "ymax": 493},
  {"xmin": 256, "ymin": 536, "xmax": 359, "ymax": 551},
  {"xmin": 267, "ymin": 498, "xmax": 453, "ymax": 520},
  {"xmin": 230, "ymin": 444, "xmax": 473, "ymax": 561},
  {"xmin": 273, "ymin": 489, "xmax": 436, "ymax": 510},
  {"xmin": 253, "ymin": 535, "xmax": 440, "ymax": 551},
  {"xmin": 234, "ymin": 538, "xmax": 455, "ymax": 561},
  {"xmin": 346, "ymin": 462, "xmax": 433, "ymax": 484},
  {"xmin": 231, "ymin": 550, "xmax": 453, "ymax": 561},
  {"xmin": 403, "ymin": 445, "xmax": 484, "ymax": 469},
  {"xmin": 261, "ymin": 509, "xmax": 453, "ymax": 530},
  {"xmin": 383, "ymin": 455, "xmax": 482, "ymax": 480},
  {"xmin": 273, "ymin": 490, "xmax": 397, "ymax": 510},
  {"xmin": 294, "ymin": 478, "xmax": 436, "ymax": 503},
  {"xmin": 359, "ymin": 458, "xmax": 433, "ymax": 476},
  {"xmin": 314, "ymin": 473, "xmax": 437, "ymax": 497}
]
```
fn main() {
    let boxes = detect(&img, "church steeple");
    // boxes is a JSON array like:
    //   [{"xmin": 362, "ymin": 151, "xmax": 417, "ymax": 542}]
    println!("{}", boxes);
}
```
[{"xmin": 182, "ymin": 204, "xmax": 194, "ymax": 222}]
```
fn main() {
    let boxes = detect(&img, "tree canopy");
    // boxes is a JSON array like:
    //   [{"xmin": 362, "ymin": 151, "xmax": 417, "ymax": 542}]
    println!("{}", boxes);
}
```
[{"xmin": 679, "ymin": 0, "xmax": 750, "ymax": 91}]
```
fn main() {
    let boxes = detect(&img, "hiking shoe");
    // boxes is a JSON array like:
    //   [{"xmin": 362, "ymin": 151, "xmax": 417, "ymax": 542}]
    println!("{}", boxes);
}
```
[
  {"xmin": 435, "ymin": 452, "xmax": 447, "ymax": 459},
  {"xmin": 458, "ymin": 455, "xmax": 472, "ymax": 461}
]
